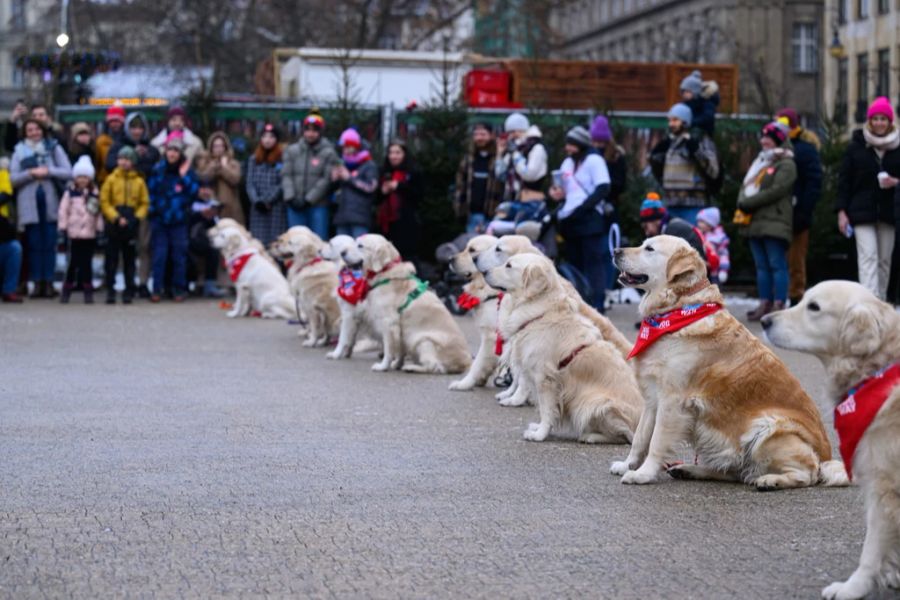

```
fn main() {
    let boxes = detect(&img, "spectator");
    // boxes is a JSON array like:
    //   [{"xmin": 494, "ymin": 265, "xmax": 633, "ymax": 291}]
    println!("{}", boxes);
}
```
[
  {"xmin": 590, "ymin": 115, "xmax": 627, "ymax": 205},
  {"xmin": 148, "ymin": 134, "xmax": 199, "ymax": 303},
  {"xmin": 837, "ymin": 96, "xmax": 900, "ymax": 301},
  {"xmin": 649, "ymin": 103, "xmax": 720, "ymax": 224},
  {"xmin": 150, "ymin": 106, "xmax": 204, "ymax": 163},
  {"xmin": 282, "ymin": 110, "xmax": 338, "ymax": 239},
  {"xmin": 95, "ymin": 104, "xmax": 126, "ymax": 185},
  {"xmin": 25, "ymin": 104, "xmax": 67, "ymax": 148},
  {"xmin": 680, "ymin": 70, "xmax": 719, "ymax": 136},
  {"xmin": 696, "ymin": 207, "xmax": 730, "ymax": 284},
  {"xmin": 737, "ymin": 121, "xmax": 797, "ymax": 320},
  {"xmin": 107, "ymin": 112, "xmax": 161, "ymax": 298},
  {"xmin": 331, "ymin": 128, "xmax": 377, "ymax": 238},
  {"xmin": 0, "ymin": 208, "xmax": 22, "ymax": 303},
  {"xmin": 376, "ymin": 140, "xmax": 422, "ymax": 262},
  {"xmin": 3, "ymin": 99, "xmax": 28, "ymax": 153},
  {"xmin": 455, "ymin": 122, "xmax": 502, "ymax": 233},
  {"xmin": 100, "ymin": 145, "xmax": 149, "ymax": 304},
  {"xmin": 639, "ymin": 193, "xmax": 707, "ymax": 259},
  {"xmin": 67, "ymin": 122, "xmax": 97, "ymax": 168},
  {"xmin": 246, "ymin": 123, "xmax": 286, "ymax": 247},
  {"xmin": 0, "ymin": 156, "xmax": 11, "ymax": 220},
  {"xmin": 549, "ymin": 125, "xmax": 614, "ymax": 312},
  {"xmin": 195, "ymin": 131, "xmax": 243, "ymax": 225},
  {"xmin": 495, "ymin": 113, "xmax": 547, "ymax": 203},
  {"xmin": 775, "ymin": 108, "xmax": 822, "ymax": 305},
  {"xmin": 189, "ymin": 183, "xmax": 224, "ymax": 298},
  {"xmin": 9, "ymin": 118, "xmax": 72, "ymax": 298},
  {"xmin": 58, "ymin": 156, "xmax": 102, "ymax": 304}
]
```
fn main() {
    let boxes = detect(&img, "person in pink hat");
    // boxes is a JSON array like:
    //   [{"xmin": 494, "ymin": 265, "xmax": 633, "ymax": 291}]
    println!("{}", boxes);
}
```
[{"xmin": 836, "ymin": 96, "xmax": 900, "ymax": 300}]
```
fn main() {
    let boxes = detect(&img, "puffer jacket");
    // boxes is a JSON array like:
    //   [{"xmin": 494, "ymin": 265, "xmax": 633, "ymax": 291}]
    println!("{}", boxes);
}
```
[
  {"xmin": 106, "ymin": 113, "xmax": 160, "ymax": 180},
  {"xmin": 194, "ymin": 131, "xmax": 244, "ymax": 224},
  {"xmin": 836, "ymin": 128, "xmax": 900, "ymax": 226},
  {"xmin": 9, "ymin": 138, "xmax": 72, "ymax": 229},
  {"xmin": 148, "ymin": 160, "xmax": 199, "ymax": 226},
  {"xmin": 332, "ymin": 158, "xmax": 377, "ymax": 228},
  {"xmin": 100, "ymin": 167, "xmax": 149, "ymax": 223},
  {"xmin": 282, "ymin": 137, "xmax": 338, "ymax": 209},
  {"xmin": 737, "ymin": 148, "xmax": 797, "ymax": 243},
  {"xmin": 790, "ymin": 129, "xmax": 823, "ymax": 232},
  {"xmin": 58, "ymin": 184, "xmax": 103, "ymax": 239}
]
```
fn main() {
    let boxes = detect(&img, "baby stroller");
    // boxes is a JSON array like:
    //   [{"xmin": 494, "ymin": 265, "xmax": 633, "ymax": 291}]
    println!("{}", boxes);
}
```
[{"xmin": 433, "ymin": 231, "xmax": 478, "ymax": 315}]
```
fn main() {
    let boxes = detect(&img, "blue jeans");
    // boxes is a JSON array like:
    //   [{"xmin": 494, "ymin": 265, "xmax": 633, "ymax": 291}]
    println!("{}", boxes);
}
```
[
  {"xmin": 566, "ymin": 233, "xmax": 609, "ymax": 312},
  {"xmin": 151, "ymin": 222, "xmax": 188, "ymax": 294},
  {"xmin": 466, "ymin": 213, "xmax": 487, "ymax": 233},
  {"xmin": 287, "ymin": 204, "xmax": 330, "ymax": 240},
  {"xmin": 335, "ymin": 225, "xmax": 368, "ymax": 238},
  {"xmin": 749, "ymin": 236, "xmax": 789, "ymax": 302},
  {"xmin": 25, "ymin": 189, "xmax": 57, "ymax": 282},
  {"xmin": 667, "ymin": 206, "xmax": 703, "ymax": 225},
  {"xmin": 0, "ymin": 239, "xmax": 23, "ymax": 294}
]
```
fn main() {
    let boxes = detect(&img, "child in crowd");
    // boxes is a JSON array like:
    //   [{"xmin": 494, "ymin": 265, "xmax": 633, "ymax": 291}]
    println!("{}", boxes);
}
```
[
  {"xmin": 680, "ymin": 70, "xmax": 719, "ymax": 137},
  {"xmin": 58, "ymin": 156, "xmax": 103, "ymax": 303},
  {"xmin": 696, "ymin": 206, "xmax": 731, "ymax": 284},
  {"xmin": 331, "ymin": 128, "xmax": 377, "ymax": 238},
  {"xmin": 100, "ymin": 145, "xmax": 149, "ymax": 304}
]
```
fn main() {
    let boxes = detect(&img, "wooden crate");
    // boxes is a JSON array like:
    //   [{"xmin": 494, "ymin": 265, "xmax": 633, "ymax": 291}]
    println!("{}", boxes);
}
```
[{"xmin": 505, "ymin": 60, "xmax": 738, "ymax": 113}]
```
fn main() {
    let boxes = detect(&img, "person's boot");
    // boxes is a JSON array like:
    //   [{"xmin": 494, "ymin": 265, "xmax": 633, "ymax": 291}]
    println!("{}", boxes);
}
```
[
  {"xmin": 60, "ymin": 283, "xmax": 73, "ymax": 304},
  {"xmin": 203, "ymin": 281, "xmax": 225, "ymax": 298},
  {"xmin": 746, "ymin": 300, "xmax": 773, "ymax": 322},
  {"xmin": 122, "ymin": 288, "xmax": 134, "ymax": 305},
  {"xmin": 137, "ymin": 284, "xmax": 151, "ymax": 299},
  {"xmin": 2, "ymin": 292, "xmax": 24, "ymax": 303},
  {"xmin": 772, "ymin": 300, "xmax": 786, "ymax": 313},
  {"xmin": 106, "ymin": 290, "xmax": 116, "ymax": 305},
  {"xmin": 29, "ymin": 281, "xmax": 45, "ymax": 299},
  {"xmin": 45, "ymin": 282, "xmax": 58, "ymax": 299},
  {"xmin": 84, "ymin": 285, "xmax": 94, "ymax": 304}
]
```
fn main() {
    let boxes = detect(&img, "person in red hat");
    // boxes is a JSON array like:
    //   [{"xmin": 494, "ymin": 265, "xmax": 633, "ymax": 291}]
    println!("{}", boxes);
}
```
[
  {"xmin": 95, "ymin": 103, "xmax": 126, "ymax": 186},
  {"xmin": 281, "ymin": 109, "xmax": 338, "ymax": 239}
]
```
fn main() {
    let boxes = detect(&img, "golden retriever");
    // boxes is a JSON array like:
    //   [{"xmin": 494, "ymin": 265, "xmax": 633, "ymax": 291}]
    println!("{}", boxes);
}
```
[
  {"xmin": 210, "ymin": 224, "xmax": 295, "ymax": 319},
  {"xmin": 611, "ymin": 235, "xmax": 848, "ymax": 490},
  {"xmin": 270, "ymin": 227, "xmax": 340, "ymax": 347},
  {"xmin": 763, "ymin": 280, "xmax": 900, "ymax": 599},
  {"xmin": 320, "ymin": 234, "xmax": 378, "ymax": 360},
  {"xmin": 342, "ymin": 234, "xmax": 472, "ymax": 374},
  {"xmin": 485, "ymin": 253, "xmax": 642, "ymax": 442}
]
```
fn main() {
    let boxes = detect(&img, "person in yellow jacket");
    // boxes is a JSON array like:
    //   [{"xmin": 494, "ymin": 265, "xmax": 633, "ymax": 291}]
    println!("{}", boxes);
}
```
[
  {"xmin": 0, "ymin": 156, "xmax": 12, "ymax": 219},
  {"xmin": 99, "ymin": 146, "xmax": 148, "ymax": 304}
]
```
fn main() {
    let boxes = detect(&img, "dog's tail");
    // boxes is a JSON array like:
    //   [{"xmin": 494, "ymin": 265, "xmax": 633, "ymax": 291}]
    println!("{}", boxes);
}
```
[{"xmin": 818, "ymin": 459, "xmax": 850, "ymax": 487}]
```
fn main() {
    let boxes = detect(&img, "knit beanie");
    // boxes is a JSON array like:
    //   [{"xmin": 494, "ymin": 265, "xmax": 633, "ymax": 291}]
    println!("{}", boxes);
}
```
[
  {"xmin": 71, "ymin": 122, "xmax": 91, "ymax": 138},
  {"xmin": 667, "ymin": 103, "xmax": 693, "ymax": 127},
  {"xmin": 164, "ymin": 130, "xmax": 185, "ymax": 151},
  {"xmin": 167, "ymin": 105, "xmax": 187, "ymax": 120},
  {"xmin": 303, "ymin": 111, "xmax": 325, "ymax": 130},
  {"xmin": 565, "ymin": 126, "xmax": 592, "ymax": 149},
  {"xmin": 339, "ymin": 128, "xmax": 361, "ymax": 149},
  {"xmin": 71, "ymin": 155, "xmax": 95, "ymax": 180},
  {"xmin": 106, "ymin": 104, "xmax": 126, "ymax": 123},
  {"xmin": 867, "ymin": 96, "xmax": 894, "ymax": 123},
  {"xmin": 261, "ymin": 122, "xmax": 281, "ymax": 141},
  {"xmin": 762, "ymin": 121, "xmax": 790, "ymax": 145},
  {"xmin": 680, "ymin": 70, "xmax": 703, "ymax": 96},
  {"xmin": 639, "ymin": 193, "xmax": 667, "ymax": 222},
  {"xmin": 504, "ymin": 112, "xmax": 529, "ymax": 133},
  {"xmin": 590, "ymin": 115, "xmax": 612, "ymax": 143},
  {"xmin": 775, "ymin": 108, "xmax": 799, "ymax": 130},
  {"xmin": 696, "ymin": 207, "xmax": 721, "ymax": 229},
  {"xmin": 117, "ymin": 146, "xmax": 138, "ymax": 164}
]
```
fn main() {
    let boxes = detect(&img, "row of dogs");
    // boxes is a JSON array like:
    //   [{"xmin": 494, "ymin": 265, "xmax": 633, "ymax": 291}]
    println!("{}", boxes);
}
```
[{"xmin": 207, "ymin": 219, "xmax": 899, "ymax": 600}]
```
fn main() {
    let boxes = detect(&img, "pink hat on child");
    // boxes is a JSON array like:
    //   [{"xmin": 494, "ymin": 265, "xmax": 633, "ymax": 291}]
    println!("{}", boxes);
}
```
[{"xmin": 867, "ymin": 97, "xmax": 894, "ymax": 123}]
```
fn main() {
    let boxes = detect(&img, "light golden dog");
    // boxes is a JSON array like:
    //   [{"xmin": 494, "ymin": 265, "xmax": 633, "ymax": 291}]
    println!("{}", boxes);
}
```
[
  {"xmin": 611, "ymin": 235, "xmax": 848, "ymax": 490},
  {"xmin": 342, "ymin": 234, "xmax": 472, "ymax": 374},
  {"xmin": 763, "ymin": 281, "xmax": 900, "ymax": 599},
  {"xmin": 321, "ymin": 234, "xmax": 380, "ymax": 360},
  {"xmin": 270, "ymin": 227, "xmax": 340, "ymax": 347},
  {"xmin": 485, "ymin": 253, "xmax": 642, "ymax": 442}
]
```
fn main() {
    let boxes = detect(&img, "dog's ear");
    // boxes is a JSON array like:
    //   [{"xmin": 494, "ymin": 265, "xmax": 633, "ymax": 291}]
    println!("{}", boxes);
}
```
[
  {"xmin": 666, "ymin": 248, "xmax": 703, "ymax": 286},
  {"xmin": 371, "ymin": 239, "xmax": 396, "ymax": 272},
  {"xmin": 521, "ymin": 262, "xmax": 550, "ymax": 297},
  {"xmin": 840, "ymin": 302, "xmax": 883, "ymax": 356}
]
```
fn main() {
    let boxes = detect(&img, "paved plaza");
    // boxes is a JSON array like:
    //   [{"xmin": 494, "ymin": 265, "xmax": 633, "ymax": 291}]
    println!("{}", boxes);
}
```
[{"xmin": 0, "ymin": 300, "xmax": 886, "ymax": 598}]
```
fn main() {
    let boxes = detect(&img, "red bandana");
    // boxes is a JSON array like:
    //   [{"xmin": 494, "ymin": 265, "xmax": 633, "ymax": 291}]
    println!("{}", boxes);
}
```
[
  {"xmin": 457, "ymin": 292, "xmax": 481, "ymax": 311},
  {"xmin": 228, "ymin": 251, "xmax": 255, "ymax": 283},
  {"xmin": 337, "ymin": 268, "xmax": 368, "ymax": 305},
  {"xmin": 628, "ymin": 303, "xmax": 722, "ymax": 359},
  {"xmin": 494, "ymin": 293, "xmax": 507, "ymax": 356},
  {"xmin": 834, "ymin": 362, "xmax": 900, "ymax": 480}
]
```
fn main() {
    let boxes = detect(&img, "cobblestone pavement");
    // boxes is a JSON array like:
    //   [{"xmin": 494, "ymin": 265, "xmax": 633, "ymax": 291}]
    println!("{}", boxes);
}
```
[{"xmin": 0, "ymin": 300, "xmax": 882, "ymax": 599}]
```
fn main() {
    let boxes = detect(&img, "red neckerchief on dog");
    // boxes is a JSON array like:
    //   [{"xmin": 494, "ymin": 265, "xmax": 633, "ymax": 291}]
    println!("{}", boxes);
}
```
[
  {"xmin": 227, "ymin": 251, "xmax": 256, "ymax": 283},
  {"xmin": 494, "ymin": 292, "xmax": 506, "ymax": 356},
  {"xmin": 835, "ymin": 362, "xmax": 900, "ymax": 480},
  {"xmin": 337, "ymin": 267, "xmax": 367, "ymax": 305},
  {"xmin": 628, "ymin": 302, "xmax": 722, "ymax": 360},
  {"xmin": 457, "ymin": 292, "xmax": 500, "ymax": 311}
]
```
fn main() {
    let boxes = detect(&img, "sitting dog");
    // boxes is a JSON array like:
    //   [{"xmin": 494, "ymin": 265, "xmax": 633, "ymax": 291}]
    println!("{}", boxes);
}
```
[
  {"xmin": 611, "ymin": 235, "xmax": 848, "ymax": 490},
  {"xmin": 321, "ymin": 234, "xmax": 379, "ymax": 360},
  {"xmin": 342, "ymin": 234, "xmax": 472, "ymax": 374},
  {"xmin": 209, "ymin": 224, "xmax": 295, "ymax": 319},
  {"xmin": 485, "ymin": 253, "xmax": 642, "ymax": 442},
  {"xmin": 763, "ymin": 281, "xmax": 900, "ymax": 599},
  {"xmin": 270, "ymin": 227, "xmax": 340, "ymax": 347}
]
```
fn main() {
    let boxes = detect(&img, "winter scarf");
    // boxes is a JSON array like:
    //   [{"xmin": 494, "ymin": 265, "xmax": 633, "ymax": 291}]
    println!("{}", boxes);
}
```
[
  {"xmin": 377, "ymin": 170, "xmax": 406, "ymax": 234},
  {"xmin": 253, "ymin": 143, "xmax": 283, "ymax": 166},
  {"xmin": 343, "ymin": 150, "xmax": 371, "ymax": 170},
  {"xmin": 742, "ymin": 148, "xmax": 794, "ymax": 197},
  {"xmin": 862, "ymin": 126, "xmax": 900, "ymax": 158}
]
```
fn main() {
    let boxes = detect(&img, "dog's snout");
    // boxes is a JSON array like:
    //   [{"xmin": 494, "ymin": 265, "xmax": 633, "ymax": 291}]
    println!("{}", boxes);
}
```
[{"xmin": 760, "ymin": 314, "xmax": 773, "ymax": 330}]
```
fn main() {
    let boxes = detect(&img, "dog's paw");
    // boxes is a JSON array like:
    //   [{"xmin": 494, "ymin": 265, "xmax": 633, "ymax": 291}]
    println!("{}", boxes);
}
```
[
  {"xmin": 498, "ymin": 395, "xmax": 528, "ymax": 407},
  {"xmin": 621, "ymin": 469, "xmax": 658, "ymax": 485},
  {"xmin": 301, "ymin": 339, "xmax": 316, "ymax": 348},
  {"xmin": 609, "ymin": 460, "xmax": 634, "ymax": 476},
  {"xmin": 325, "ymin": 349, "xmax": 340, "ymax": 360},
  {"xmin": 523, "ymin": 425, "xmax": 549, "ymax": 442},
  {"xmin": 495, "ymin": 389, "xmax": 513, "ymax": 401},
  {"xmin": 822, "ymin": 580, "xmax": 868, "ymax": 600},
  {"xmin": 448, "ymin": 379, "xmax": 474, "ymax": 391},
  {"xmin": 371, "ymin": 362, "xmax": 389, "ymax": 372}
]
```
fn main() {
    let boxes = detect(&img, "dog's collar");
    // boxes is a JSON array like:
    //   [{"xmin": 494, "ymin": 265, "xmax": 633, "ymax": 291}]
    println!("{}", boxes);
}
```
[
  {"xmin": 366, "ymin": 257, "xmax": 403, "ymax": 280},
  {"xmin": 836, "ymin": 361, "xmax": 900, "ymax": 480},
  {"xmin": 297, "ymin": 256, "xmax": 323, "ymax": 272},
  {"xmin": 678, "ymin": 278, "xmax": 712, "ymax": 298},
  {"xmin": 398, "ymin": 277, "xmax": 429, "ymax": 314},
  {"xmin": 558, "ymin": 343, "xmax": 589, "ymax": 369},
  {"xmin": 512, "ymin": 314, "xmax": 544, "ymax": 337}
]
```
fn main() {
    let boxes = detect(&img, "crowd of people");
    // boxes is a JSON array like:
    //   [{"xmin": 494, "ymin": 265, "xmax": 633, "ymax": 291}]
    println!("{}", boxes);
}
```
[{"xmin": 1, "ymin": 71, "xmax": 899, "ymax": 315}]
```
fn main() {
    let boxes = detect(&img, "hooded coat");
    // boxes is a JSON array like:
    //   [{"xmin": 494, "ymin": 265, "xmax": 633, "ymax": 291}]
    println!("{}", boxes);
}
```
[
  {"xmin": 736, "ymin": 146, "xmax": 797, "ymax": 243},
  {"xmin": 194, "ymin": 132, "xmax": 244, "ymax": 225},
  {"xmin": 106, "ymin": 113, "xmax": 161, "ymax": 180}
]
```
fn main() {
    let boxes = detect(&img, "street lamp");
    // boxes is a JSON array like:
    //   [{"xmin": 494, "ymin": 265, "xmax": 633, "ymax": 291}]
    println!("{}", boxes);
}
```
[
  {"xmin": 57, "ymin": 0, "xmax": 70, "ymax": 48},
  {"xmin": 829, "ymin": 28, "xmax": 845, "ymax": 59},
  {"xmin": 56, "ymin": 33, "xmax": 69, "ymax": 48}
]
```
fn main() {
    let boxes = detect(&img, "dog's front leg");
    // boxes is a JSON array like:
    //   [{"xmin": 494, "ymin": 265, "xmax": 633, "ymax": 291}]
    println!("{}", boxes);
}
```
[
  {"xmin": 302, "ymin": 308, "xmax": 322, "ymax": 347},
  {"xmin": 449, "ymin": 332, "xmax": 495, "ymax": 391},
  {"xmin": 523, "ymin": 377, "xmax": 556, "ymax": 441},
  {"xmin": 372, "ymin": 319, "xmax": 401, "ymax": 371},
  {"xmin": 227, "ymin": 285, "xmax": 250, "ymax": 318},
  {"xmin": 611, "ymin": 397, "xmax": 657, "ymax": 475},
  {"xmin": 621, "ymin": 395, "xmax": 692, "ymax": 485},
  {"xmin": 327, "ymin": 308, "xmax": 358, "ymax": 359}
]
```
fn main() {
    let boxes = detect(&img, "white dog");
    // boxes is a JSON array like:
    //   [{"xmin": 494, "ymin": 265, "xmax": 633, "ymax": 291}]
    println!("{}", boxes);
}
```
[
  {"xmin": 485, "ymin": 253, "xmax": 642, "ymax": 442},
  {"xmin": 763, "ymin": 281, "xmax": 900, "ymax": 599},
  {"xmin": 342, "ymin": 234, "xmax": 472, "ymax": 374},
  {"xmin": 321, "ymin": 234, "xmax": 379, "ymax": 360},
  {"xmin": 210, "ymin": 225, "xmax": 295, "ymax": 319}
]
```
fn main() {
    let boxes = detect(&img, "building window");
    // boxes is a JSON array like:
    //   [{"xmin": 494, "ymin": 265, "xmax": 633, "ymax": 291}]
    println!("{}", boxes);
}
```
[
  {"xmin": 857, "ymin": 53, "xmax": 870, "ymax": 122},
  {"xmin": 792, "ymin": 23, "xmax": 818, "ymax": 73},
  {"xmin": 858, "ymin": 0, "xmax": 869, "ymax": 18},
  {"xmin": 878, "ymin": 0, "xmax": 889, "ymax": 14},
  {"xmin": 877, "ymin": 48, "xmax": 890, "ymax": 96},
  {"xmin": 838, "ymin": 0, "xmax": 848, "ymax": 23},
  {"xmin": 11, "ymin": 0, "xmax": 26, "ymax": 29},
  {"xmin": 837, "ymin": 58, "xmax": 849, "ymax": 124}
]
